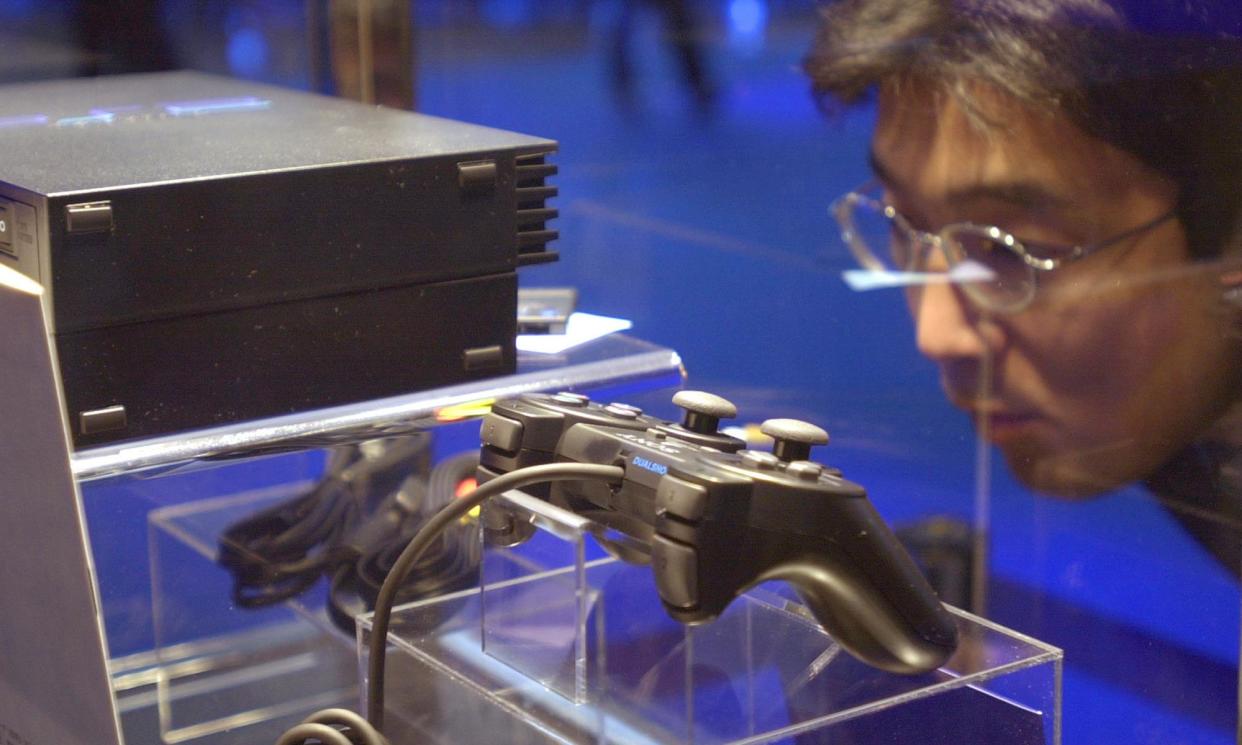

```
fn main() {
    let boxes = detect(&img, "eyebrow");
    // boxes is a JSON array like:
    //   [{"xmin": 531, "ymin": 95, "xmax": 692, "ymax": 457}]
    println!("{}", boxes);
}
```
[{"xmin": 867, "ymin": 148, "xmax": 1071, "ymax": 212}]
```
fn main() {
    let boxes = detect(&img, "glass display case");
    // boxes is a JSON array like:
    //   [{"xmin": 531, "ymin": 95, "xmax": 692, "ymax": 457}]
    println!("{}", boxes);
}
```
[
  {"xmin": 360, "ymin": 490, "xmax": 1062, "ymax": 745},
  {"xmin": 74, "ymin": 330, "xmax": 1061, "ymax": 745},
  {"xmin": 0, "ymin": 2, "xmax": 1238, "ymax": 743},
  {"xmin": 85, "ymin": 333, "xmax": 685, "ymax": 744}
]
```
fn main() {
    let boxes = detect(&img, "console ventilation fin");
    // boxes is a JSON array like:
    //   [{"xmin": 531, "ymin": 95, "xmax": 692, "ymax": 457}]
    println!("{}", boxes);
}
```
[{"xmin": 514, "ymin": 149, "xmax": 559, "ymax": 266}]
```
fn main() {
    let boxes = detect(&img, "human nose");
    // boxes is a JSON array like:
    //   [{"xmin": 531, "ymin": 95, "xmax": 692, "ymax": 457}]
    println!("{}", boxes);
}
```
[{"xmin": 912, "ymin": 280, "xmax": 995, "ymax": 363}]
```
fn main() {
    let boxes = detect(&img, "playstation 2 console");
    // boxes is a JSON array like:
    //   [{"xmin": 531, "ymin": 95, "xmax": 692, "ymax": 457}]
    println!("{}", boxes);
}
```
[
  {"xmin": 478, "ymin": 390, "xmax": 959, "ymax": 675},
  {"xmin": 0, "ymin": 71, "xmax": 558, "ymax": 448}
]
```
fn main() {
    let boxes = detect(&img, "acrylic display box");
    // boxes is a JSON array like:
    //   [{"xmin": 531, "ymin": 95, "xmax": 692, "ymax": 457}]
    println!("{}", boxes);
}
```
[
  {"xmin": 148, "ymin": 484, "xmax": 361, "ymax": 744},
  {"xmin": 358, "ymin": 490, "xmax": 1064, "ymax": 745},
  {"xmin": 93, "ymin": 333, "xmax": 685, "ymax": 745}
]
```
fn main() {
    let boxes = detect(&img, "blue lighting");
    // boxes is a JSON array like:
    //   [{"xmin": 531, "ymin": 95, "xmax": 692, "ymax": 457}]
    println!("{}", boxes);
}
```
[
  {"xmin": 728, "ymin": 0, "xmax": 767, "ymax": 37},
  {"xmin": 163, "ymin": 97, "xmax": 272, "ymax": 117},
  {"xmin": 0, "ymin": 114, "xmax": 48, "ymax": 129},
  {"xmin": 481, "ymin": 0, "xmax": 533, "ymax": 29},
  {"xmin": 227, "ymin": 26, "xmax": 271, "ymax": 78},
  {"xmin": 90, "ymin": 105, "xmax": 145, "ymax": 116},
  {"xmin": 0, "ymin": 0, "xmax": 36, "ymax": 16},
  {"xmin": 56, "ymin": 113, "xmax": 115, "ymax": 127}
]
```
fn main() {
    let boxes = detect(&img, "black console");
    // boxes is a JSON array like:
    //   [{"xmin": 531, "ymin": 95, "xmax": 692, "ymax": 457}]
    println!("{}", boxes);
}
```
[
  {"xmin": 0, "ymin": 72, "xmax": 559, "ymax": 447},
  {"xmin": 478, "ymin": 391, "xmax": 959, "ymax": 675}
]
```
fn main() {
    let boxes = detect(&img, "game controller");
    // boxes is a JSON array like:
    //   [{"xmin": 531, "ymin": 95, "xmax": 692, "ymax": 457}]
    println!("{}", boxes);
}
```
[{"xmin": 477, "ymin": 391, "xmax": 959, "ymax": 675}]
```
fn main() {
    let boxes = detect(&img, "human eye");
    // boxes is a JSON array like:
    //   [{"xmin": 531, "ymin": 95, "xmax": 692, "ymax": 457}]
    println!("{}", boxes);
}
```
[{"xmin": 962, "ymin": 205, "xmax": 1085, "ymax": 257}]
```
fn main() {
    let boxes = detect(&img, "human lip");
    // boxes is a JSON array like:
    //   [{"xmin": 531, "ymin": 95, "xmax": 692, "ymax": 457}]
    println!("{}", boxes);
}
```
[
  {"xmin": 946, "ymin": 394, "xmax": 1040, "ymax": 441},
  {"xmin": 942, "ymin": 383, "xmax": 1043, "ymax": 441},
  {"xmin": 974, "ymin": 410, "xmax": 1040, "ymax": 443}
]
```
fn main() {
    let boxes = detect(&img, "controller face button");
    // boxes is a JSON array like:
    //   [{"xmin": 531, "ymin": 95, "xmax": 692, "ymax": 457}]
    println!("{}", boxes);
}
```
[
  {"xmin": 553, "ymin": 392, "xmax": 590, "ymax": 406},
  {"xmin": 741, "ymin": 450, "xmax": 780, "ymax": 470},
  {"xmin": 480, "ymin": 413, "xmax": 525, "ymax": 452},
  {"xmin": 786, "ymin": 461, "xmax": 824, "ymax": 481},
  {"xmin": 604, "ymin": 404, "xmax": 641, "ymax": 419},
  {"xmin": 608, "ymin": 402, "xmax": 643, "ymax": 415},
  {"xmin": 655, "ymin": 476, "xmax": 709, "ymax": 521},
  {"xmin": 652, "ymin": 536, "xmax": 698, "ymax": 609}
]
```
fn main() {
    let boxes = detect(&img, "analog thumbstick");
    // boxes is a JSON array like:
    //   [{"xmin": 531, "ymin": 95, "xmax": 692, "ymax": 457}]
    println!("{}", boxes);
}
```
[
  {"xmin": 760, "ymin": 418, "xmax": 829, "ymax": 462},
  {"xmin": 672, "ymin": 390, "xmax": 738, "ymax": 435}
]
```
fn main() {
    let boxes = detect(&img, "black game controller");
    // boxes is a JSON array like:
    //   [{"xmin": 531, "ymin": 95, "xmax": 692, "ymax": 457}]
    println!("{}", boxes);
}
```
[{"xmin": 478, "ymin": 390, "xmax": 959, "ymax": 675}]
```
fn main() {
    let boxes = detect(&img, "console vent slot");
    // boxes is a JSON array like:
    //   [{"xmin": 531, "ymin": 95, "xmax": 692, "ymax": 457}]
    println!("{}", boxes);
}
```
[{"xmin": 514, "ymin": 150, "xmax": 559, "ymax": 266}]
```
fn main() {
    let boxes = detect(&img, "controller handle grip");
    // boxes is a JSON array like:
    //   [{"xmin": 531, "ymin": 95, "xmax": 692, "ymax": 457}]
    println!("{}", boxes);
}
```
[{"xmin": 756, "ymin": 555, "xmax": 957, "ymax": 675}]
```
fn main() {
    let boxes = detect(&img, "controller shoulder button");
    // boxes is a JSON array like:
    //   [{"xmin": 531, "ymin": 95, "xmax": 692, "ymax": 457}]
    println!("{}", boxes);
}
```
[
  {"xmin": 480, "ymin": 413, "xmax": 525, "ymax": 452},
  {"xmin": 655, "ymin": 475, "xmax": 710, "ymax": 522},
  {"xmin": 652, "ymin": 535, "xmax": 698, "ymax": 609}
]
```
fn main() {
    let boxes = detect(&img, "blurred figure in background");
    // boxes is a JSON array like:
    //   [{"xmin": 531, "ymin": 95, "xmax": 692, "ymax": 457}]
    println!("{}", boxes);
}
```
[{"xmin": 610, "ymin": 0, "xmax": 717, "ymax": 113}]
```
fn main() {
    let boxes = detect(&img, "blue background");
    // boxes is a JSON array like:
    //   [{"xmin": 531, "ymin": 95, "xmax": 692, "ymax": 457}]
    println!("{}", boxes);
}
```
[{"xmin": 1, "ymin": 2, "xmax": 1236, "ymax": 742}]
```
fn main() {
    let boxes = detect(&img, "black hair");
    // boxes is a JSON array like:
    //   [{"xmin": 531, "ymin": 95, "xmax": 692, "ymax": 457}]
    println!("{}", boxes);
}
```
[{"xmin": 804, "ymin": 0, "xmax": 1242, "ymax": 259}]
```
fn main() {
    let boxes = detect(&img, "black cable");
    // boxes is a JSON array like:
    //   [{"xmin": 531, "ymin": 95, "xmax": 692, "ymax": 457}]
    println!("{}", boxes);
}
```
[
  {"xmin": 273, "ymin": 724, "xmax": 354, "ymax": 745},
  {"xmin": 274, "ymin": 708, "xmax": 389, "ymax": 745},
  {"xmin": 220, "ymin": 436, "xmax": 432, "ymax": 608},
  {"xmin": 275, "ymin": 462, "xmax": 623, "ymax": 743},
  {"xmin": 325, "ymin": 453, "xmax": 481, "ymax": 633},
  {"xmin": 365, "ymin": 462, "xmax": 624, "ymax": 729}
]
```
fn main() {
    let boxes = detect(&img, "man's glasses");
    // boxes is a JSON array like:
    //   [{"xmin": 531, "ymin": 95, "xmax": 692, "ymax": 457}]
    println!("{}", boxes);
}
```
[{"xmin": 830, "ymin": 182, "xmax": 1177, "ymax": 312}]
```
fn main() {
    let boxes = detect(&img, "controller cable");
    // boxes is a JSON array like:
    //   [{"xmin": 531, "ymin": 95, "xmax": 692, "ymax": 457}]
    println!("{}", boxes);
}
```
[
  {"xmin": 275, "ymin": 462, "xmax": 624, "ymax": 744},
  {"xmin": 218, "ymin": 436, "xmax": 431, "ymax": 609},
  {"xmin": 325, "ymin": 451, "xmax": 482, "ymax": 632}
]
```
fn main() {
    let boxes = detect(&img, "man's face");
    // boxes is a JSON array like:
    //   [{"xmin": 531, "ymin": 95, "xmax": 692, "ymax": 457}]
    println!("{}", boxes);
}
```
[{"xmin": 872, "ymin": 84, "xmax": 1241, "ymax": 496}]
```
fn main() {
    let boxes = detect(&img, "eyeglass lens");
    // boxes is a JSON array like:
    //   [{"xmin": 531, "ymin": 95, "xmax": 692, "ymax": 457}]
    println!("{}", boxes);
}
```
[
  {"xmin": 843, "ymin": 196, "xmax": 1035, "ymax": 310},
  {"xmin": 946, "ymin": 229, "xmax": 1035, "ymax": 309}
]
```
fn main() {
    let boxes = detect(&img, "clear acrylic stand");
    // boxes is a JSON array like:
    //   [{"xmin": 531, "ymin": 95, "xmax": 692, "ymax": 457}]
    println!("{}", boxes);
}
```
[
  {"xmin": 149, "ymin": 485, "xmax": 361, "ymax": 744},
  {"xmin": 358, "ymin": 491, "xmax": 1064, "ymax": 745},
  {"xmin": 118, "ymin": 335, "xmax": 685, "ymax": 744}
]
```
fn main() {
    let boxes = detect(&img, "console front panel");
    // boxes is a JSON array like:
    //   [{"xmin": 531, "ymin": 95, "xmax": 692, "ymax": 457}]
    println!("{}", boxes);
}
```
[{"xmin": 57, "ymin": 271, "xmax": 517, "ymax": 447}]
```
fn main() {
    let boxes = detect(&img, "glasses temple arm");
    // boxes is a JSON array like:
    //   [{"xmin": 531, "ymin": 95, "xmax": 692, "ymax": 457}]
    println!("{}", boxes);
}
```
[{"xmin": 1079, "ymin": 209, "xmax": 1179, "ymax": 256}]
